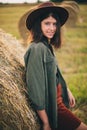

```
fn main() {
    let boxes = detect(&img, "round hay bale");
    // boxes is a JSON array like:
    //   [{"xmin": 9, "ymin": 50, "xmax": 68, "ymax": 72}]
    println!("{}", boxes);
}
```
[
  {"xmin": 0, "ymin": 29, "xmax": 40, "ymax": 130},
  {"xmin": 61, "ymin": 1, "xmax": 80, "ymax": 13},
  {"xmin": 61, "ymin": 1, "xmax": 80, "ymax": 27},
  {"xmin": 18, "ymin": 7, "xmax": 34, "ymax": 46},
  {"xmin": 18, "ymin": 11, "xmax": 30, "ymax": 45},
  {"xmin": 60, "ymin": 4, "xmax": 79, "ymax": 27}
]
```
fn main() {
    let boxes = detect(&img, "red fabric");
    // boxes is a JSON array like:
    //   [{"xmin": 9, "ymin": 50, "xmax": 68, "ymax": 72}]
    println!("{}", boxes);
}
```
[{"xmin": 56, "ymin": 84, "xmax": 81, "ymax": 130}]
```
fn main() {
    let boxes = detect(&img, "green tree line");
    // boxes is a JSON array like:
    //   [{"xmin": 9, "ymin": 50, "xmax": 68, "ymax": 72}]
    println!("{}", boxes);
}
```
[{"xmin": 50, "ymin": 0, "xmax": 87, "ymax": 3}]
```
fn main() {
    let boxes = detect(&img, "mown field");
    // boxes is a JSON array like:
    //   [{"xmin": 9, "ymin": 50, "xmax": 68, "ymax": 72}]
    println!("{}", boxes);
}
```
[{"xmin": 0, "ymin": 3, "xmax": 87, "ymax": 123}]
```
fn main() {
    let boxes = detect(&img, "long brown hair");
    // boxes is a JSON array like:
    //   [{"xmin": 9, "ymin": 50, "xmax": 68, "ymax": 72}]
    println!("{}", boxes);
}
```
[{"xmin": 28, "ymin": 11, "xmax": 61, "ymax": 48}]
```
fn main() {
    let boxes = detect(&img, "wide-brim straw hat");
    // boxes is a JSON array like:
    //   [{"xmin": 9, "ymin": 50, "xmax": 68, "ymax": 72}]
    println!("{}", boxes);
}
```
[{"xmin": 26, "ymin": 2, "xmax": 69, "ymax": 30}]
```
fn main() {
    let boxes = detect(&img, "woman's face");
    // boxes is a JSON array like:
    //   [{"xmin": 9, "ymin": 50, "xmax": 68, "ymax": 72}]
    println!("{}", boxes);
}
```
[{"xmin": 41, "ymin": 16, "xmax": 57, "ymax": 41}]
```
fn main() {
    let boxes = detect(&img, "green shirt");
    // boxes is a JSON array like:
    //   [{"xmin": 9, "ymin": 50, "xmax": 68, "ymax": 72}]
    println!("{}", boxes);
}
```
[{"xmin": 24, "ymin": 41, "xmax": 69, "ymax": 129}]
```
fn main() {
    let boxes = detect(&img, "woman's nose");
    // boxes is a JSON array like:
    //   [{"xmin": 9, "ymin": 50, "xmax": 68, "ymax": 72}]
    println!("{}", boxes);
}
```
[{"xmin": 50, "ymin": 24, "xmax": 55, "ymax": 30}]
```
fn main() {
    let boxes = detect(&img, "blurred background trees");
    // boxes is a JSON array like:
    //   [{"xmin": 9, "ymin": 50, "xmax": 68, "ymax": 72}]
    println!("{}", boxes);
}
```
[{"xmin": 50, "ymin": 0, "xmax": 87, "ymax": 3}]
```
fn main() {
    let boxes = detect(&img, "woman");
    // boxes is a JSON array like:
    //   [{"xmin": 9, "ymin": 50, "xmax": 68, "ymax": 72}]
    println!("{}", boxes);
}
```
[{"xmin": 24, "ymin": 2, "xmax": 87, "ymax": 130}]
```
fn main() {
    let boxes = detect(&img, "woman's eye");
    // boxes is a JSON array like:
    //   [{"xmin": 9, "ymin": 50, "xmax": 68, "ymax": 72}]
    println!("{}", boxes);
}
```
[
  {"xmin": 45, "ymin": 22, "xmax": 57, "ymax": 26},
  {"xmin": 45, "ymin": 22, "xmax": 50, "ymax": 25},
  {"xmin": 53, "ymin": 23, "xmax": 57, "ymax": 26}
]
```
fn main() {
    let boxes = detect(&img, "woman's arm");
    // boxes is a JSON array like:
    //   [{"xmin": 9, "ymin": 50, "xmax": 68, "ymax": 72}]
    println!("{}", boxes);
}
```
[
  {"xmin": 67, "ymin": 87, "xmax": 76, "ymax": 108},
  {"xmin": 37, "ymin": 110, "xmax": 51, "ymax": 130}
]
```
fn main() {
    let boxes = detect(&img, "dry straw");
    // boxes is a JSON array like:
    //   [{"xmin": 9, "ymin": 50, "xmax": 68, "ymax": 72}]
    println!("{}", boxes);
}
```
[
  {"xmin": 0, "ymin": 29, "xmax": 40, "ymax": 130},
  {"xmin": 61, "ymin": 1, "xmax": 80, "ymax": 13},
  {"xmin": 18, "ymin": 7, "xmax": 34, "ymax": 47},
  {"xmin": 18, "ymin": 10, "xmax": 31, "ymax": 46}
]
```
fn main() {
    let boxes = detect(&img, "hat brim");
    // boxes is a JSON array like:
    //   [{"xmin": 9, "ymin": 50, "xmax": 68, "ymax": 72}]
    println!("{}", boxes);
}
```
[{"xmin": 26, "ymin": 6, "xmax": 69, "ymax": 30}]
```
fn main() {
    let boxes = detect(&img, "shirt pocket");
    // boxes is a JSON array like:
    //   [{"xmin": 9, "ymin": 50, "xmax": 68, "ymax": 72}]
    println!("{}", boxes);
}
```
[
  {"xmin": 44, "ymin": 55, "xmax": 57, "ymax": 76},
  {"xmin": 44, "ymin": 53, "xmax": 54, "ymax": 63}
]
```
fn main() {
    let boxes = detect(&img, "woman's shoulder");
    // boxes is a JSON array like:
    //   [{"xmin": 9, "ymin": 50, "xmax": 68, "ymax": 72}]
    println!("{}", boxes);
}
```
[
  {"xmin": 25, "ymin": 42, "xmax": 54, "ymax": 60},
  {"xmin": 28, "ymin": 42, "xmax": 49, "ymax": 54},
  {"xmin": 30, "ymin": 42, "xmax": 46, "ymax": 49},
  {"xmin": 24, "ymin": 42, "xmax": 46, "ymax": 64},
  {"xmin": 24, "ymin": 42, "xmax": 55, "ymax": 65}
]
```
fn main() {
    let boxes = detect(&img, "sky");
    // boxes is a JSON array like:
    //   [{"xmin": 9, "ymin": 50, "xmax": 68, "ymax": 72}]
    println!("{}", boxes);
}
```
[{"xmin": 0, "ymin": 0, "xmax": 49, "ymax": 3}]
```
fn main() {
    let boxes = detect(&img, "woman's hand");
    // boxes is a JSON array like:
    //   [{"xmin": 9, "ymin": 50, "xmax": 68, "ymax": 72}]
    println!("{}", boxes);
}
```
[
  {"xmin": 67, "ymin": 88, "xmax": 76, "ymax": 108},
  {"xmin": 43, "ymin": 123, "xmax": 52, "ymax": 130},
  {"xmin": 37, "ymin": 110, "xmax": 52, "ymax": 130}
]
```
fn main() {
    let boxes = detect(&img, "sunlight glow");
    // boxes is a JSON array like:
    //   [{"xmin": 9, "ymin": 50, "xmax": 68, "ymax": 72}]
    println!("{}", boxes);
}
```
[{"xmin": 0, "ymin": 0, "xmax": 49, "ymax": 3}]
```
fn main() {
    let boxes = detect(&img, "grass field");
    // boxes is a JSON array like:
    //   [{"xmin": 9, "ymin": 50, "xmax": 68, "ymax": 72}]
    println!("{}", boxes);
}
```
[{"xmin": 0, "ymin": 3, "xmax": 87, "ymax": 123}]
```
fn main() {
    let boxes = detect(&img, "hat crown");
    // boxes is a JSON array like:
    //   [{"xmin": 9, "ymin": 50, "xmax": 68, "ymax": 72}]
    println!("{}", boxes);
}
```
[{"xmin": 38, "ymin": 2, "xmax": 55, "ymax": 8}]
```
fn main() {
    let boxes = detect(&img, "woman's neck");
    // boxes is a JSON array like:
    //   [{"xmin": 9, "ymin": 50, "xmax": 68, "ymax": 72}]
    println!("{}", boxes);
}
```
[{"xmin": 48, "ymin": 39, "xmax": 51, "ymax": 44}]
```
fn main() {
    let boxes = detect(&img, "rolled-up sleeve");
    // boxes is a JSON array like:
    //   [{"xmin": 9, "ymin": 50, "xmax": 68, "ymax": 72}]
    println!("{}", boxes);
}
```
[{"xmin": 24, "ymin": 44, "xmax": 45, "ymax": 110}]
